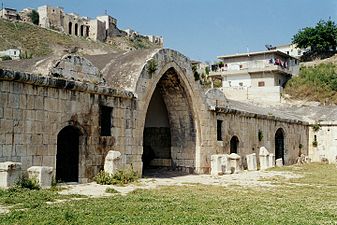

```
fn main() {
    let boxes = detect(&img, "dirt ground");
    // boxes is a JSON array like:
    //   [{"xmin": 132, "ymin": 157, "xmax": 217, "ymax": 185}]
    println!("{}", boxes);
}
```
[{"xmin": 59, "ymin": 169, "xmax": 302, "ymax": 197}]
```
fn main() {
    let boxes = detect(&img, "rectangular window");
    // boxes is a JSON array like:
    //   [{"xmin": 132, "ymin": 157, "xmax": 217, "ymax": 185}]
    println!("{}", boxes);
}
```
[
  {"xmin": 100, "ymin": 106, "xmax": 112, "ymax": 136},
  {"xmin": 258, "ymin": 81, "xmax": 265, "ymax": 87},
  {"xmin": 217, "ymin": 120, "xmax": 223, "ymax": 141}
]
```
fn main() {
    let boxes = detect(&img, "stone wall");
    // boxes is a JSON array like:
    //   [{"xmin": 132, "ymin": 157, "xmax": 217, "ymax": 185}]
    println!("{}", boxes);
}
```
[
  {"xmin": 0, "ymin": 70, "xmax": 134, "ymax": 183},
  {"xmin": 89, "ymin": 19, "xmax": 107, "ymax": 42},
  {"xmin": 213, "ymin": 112, "xmax": 308, "ymax": 167},
  {"xmin": 308, "ymin": 123, "xmax": 337, "ymax": 164}
]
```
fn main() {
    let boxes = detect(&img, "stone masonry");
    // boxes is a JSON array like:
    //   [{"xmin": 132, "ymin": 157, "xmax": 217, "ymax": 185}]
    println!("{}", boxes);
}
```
[{"xmin": 0, "ymin": 48, "xmax": 310, "ymax": 182}]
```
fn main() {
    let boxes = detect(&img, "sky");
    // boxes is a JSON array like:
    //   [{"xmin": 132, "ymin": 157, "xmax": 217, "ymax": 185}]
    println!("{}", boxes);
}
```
[{"xmin": 4, "ymin": 0, "xmax": 337, "ymax": 62}]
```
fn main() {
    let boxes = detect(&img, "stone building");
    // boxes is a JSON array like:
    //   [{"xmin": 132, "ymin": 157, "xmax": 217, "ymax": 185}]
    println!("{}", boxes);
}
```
[
  {"xmin": 18, "ymin": 8, "xmax": 34, "ymax": 23},
  {"xmin": 209, "ymin": 50, "xmax": 300, "ymax": 102},
  {"xmin": 0, "ymin": 7, "xmax": 18, "ymax": 20},
  {"xmin": 0, "ymin": 48, "xmax": 309, "ymax": 183},
  {"xmin": 37, "ymin": 5, "xmax": 119, "ymax": 42}
]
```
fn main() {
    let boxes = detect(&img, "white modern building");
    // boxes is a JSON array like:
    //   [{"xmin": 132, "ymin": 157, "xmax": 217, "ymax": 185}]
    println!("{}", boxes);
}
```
[
  {"xmin": 266, "ymin": 43, "xmax": 309, "ymax": 59},
  {"xmin": 209, "ymin": 50, "xmax": 300, "ymax": 102},
  {"xmin": 0, "ymin": 49, "xmax": 21, "ymax": 60}
]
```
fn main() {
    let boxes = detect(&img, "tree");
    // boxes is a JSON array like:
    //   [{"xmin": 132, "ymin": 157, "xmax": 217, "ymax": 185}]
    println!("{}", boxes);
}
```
[
  {"xmin": 292, "ymin": 19, "xmax": 337, "ymax": 54},
  {"xmin": 28, "ymin": 10, "xmax": 39, "ymax": 25}
]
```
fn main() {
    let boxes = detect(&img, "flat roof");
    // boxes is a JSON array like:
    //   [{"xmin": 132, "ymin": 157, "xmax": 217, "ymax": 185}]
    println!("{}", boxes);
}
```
[{"xmin": 217, "ymin": 49, "xmax": 298, "ymax": 60}]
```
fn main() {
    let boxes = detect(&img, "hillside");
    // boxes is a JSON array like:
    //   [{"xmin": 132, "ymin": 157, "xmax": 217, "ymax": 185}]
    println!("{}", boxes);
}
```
[
  {"xmin": 0, "ymin": 19, "xmax": 159, "ymax": 58},
  {"xmin": 284, "ymin": 57, "xmax": 337, "ymax": 105}
]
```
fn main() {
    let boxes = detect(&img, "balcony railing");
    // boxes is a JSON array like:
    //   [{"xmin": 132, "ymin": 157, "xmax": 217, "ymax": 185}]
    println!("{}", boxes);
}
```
[{"xmin": 209, "ymin": 60, "xmax": 293, "ymax": 76}]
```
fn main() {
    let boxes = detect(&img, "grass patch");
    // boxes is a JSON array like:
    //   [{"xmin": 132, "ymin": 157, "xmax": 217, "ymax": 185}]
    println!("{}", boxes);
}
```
[
  {"xmin": 0, "ymin": 187, "xmax": 82, "ymax": 210},
  {"xmin": 284, "ymin": 63, "xmax": 337, "ymax": 104},
  {"xmin": 0, "ymin": 164, "xmax": 336, "ymax": 224},
  {"xmin": 94, "ymin": 169, "xmax": 139, "ymax": 186},
  {"xmin": 105, "ymin": 187, "xmax": 119, "ymax": 194}
]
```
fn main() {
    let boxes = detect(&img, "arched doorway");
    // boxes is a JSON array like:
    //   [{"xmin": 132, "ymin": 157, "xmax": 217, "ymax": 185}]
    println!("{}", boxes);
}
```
[
  {"xmin": 74, "ymin": 24, "xmax": 78, "ymax": 36},
  {"xmin": 68, "ymin": 22, "xmax": 72, "ymax": 34},
  {"xmin": 56, "ymin": 126, "xmax": 80, "ymax": 182},
  {"xmin": 275, "ymin": 128, "xmax": 285, "ymax": 164},
  {"xmin": 143, "ymin": 87, "xmax": 171, "ymax": 171},
  {"xmin": 230, "ymin": 136, "xmax": 239, "ymax": 154},
  {"xmin": 80, "ymin": 25, "xmax": 84, "ymax": 36},
  {"xmin": 142, "ymin": 67, "xmax": 196, "ymax": 174}
]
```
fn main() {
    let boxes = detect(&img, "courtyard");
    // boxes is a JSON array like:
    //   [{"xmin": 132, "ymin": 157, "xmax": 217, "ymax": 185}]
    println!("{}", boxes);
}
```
[{"xmin": 0, "ymin": 163, "xmax": 336, "ymax": 224}]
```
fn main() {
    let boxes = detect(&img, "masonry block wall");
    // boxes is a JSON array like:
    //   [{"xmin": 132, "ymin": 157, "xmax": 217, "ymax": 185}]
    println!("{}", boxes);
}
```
[
  {"xmin": 213, "ymin": 113, "xmax": 308, "ymax": 167},
  {"xmin": 0, "ymin": 76, "xmax": 135, "ymax": 183}
]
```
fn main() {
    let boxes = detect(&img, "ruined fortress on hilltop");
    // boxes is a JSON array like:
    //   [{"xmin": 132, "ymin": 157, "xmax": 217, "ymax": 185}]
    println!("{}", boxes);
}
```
[{"xmin": 0, "ymin": 5, "xmax": 164, "ymax": 46}]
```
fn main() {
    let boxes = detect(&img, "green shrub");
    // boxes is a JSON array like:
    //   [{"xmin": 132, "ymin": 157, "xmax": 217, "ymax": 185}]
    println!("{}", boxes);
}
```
[
  {"xmin": 147, "ymin": 59, "xmax": 157, "ymax": 74},
  {"xmin": 312, "ymin": 123, "xmax": 321, "ymax": 132},
  {"xmin": 105, "ymin": 187, "xmax": 119, "ymax": 194},
  {"xmin": 16, "ymin": 175, "xmax": 40, "ymax": 190},
  {"xmin": 0, "ymin": 55, "xmax": 12, "ymax": 61},
  {"xmin": 94, "ymin": 167, "xmax": 139, "ymax": 185},
  {"xmin": 284, "ymin": 63, "xmax": 337, "ymax": 103}
]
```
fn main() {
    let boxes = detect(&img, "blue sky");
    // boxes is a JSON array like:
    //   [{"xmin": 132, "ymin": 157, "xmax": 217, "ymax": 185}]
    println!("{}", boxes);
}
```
[{"xmin": 4, "ymin": 0, "xmax": 337, "ymax": 62}]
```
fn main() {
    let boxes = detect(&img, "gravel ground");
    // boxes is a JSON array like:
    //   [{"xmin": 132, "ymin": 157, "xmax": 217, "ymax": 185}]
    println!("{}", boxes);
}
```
[{"xmin": 58, "ymin": 169, "xmax": 302, "ymax": 197}]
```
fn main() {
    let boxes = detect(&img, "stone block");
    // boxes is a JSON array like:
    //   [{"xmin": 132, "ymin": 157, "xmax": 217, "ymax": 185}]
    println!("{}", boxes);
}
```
[
  {"xmin": 246, "ymin": 153, "xmax": 257, "ymax": 171},
  {"xmin": 259, "ymin": 146, "xmax": 270, "ymax": 170},
  {"xmin": 275, "ymin": 158, "xmax": 283, "ymax": 167},
  {"xmin": 27, "ymin": 166, "xmax": 53, "ymax": 188},
  {"xmin": 268, "ymin": 153, "xmax": 275, "ymax": 168},
  {"xmin": 0, "ymin": 162, "xmax": 22, "ymax": 188},
  {"xmin": 104, "ymin": 151, "xmax": 122, "ymax": 175},
  {"xmin": 229, "ymin": 153, "xmax": 241, "ymax": 174},
  {"xmin": 220, "ymin": 155, "xmax": 231, "ymax": 174},
  {"xmin": 211, "ymin": 154, "xmax": 223, "ymax": 176},
  {"xmin": 211, "ymin": 154, "xmax": 230, "ymax": 176}
]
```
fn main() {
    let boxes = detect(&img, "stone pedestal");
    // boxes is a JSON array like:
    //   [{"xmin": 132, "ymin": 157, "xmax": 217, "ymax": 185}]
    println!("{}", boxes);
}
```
[
  {"xmin": 104, "ymin": 151, "xmax": 122, "ymax": 175},
  {"xmin": 211, "ymin": 155, "xmax": 223, "ymax": 176},
  {"xmin": 27, "ymin": 166, "xmax": 53, "ymax": 189},
  {"xmin": 246, "ymin": 153, "xmax": 257, "ymax": 171},
  {"xmin": 275, "ymin": 158, "xmax": 283, "ymax": 167},
  {"xmin": 229, "ymin": 153, "xmax": 241, "ymax": 174},
  {"xmin": 0, "ymin": 162, "xmax": 22, "ymax": 188},
  {"xmin": 259, "ymin": 146, "xmax": 270, "ymax": 170},
  {"xmin": 221, "ymin": 154, "xmax": 231, "ymax": 174},
  {"xmin": 211, "ymin": 154, "xmax": 230, "ymax": 176},
  {"xmin": 268, "ymin": 153, "xmax": 275, "ymax": 168}
]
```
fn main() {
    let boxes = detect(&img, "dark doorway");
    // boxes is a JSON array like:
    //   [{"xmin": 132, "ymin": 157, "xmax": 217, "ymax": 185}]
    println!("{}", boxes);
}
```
[
  {"xmin": 68, "ymin": 22, "xmax": 72, "ymax": 34},
  {"xmin": 230, "ymin": 136, "xmax": 239, "ymax": 154},
  {"xmin": 56, "ymin": 126, "xmax": 80, "ymax": 182},
  {"xmin": 80, "ymin": 25, "xmax": 84, "ymax": 36},
  {"xmin": 275, "ymin": 128, "xmax": 285, "ymax": 164},
  {"xmin": 74, "ymin": 24, "xmax": 78, "ymax": 36},
  {"xmin": 143, "ymin": 87, "xmax": 171, "ymax": 172}
]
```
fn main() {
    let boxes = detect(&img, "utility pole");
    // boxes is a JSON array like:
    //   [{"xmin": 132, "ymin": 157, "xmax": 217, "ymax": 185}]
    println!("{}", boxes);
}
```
[{"xmin": 1, "ymin": 0, "xmax": 4, "ymax": 18}]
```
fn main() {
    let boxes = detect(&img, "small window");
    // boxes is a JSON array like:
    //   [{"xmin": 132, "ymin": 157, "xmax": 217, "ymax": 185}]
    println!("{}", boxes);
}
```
[
  {"xmin": 279, "ymin": 79, "xmax": 281, "ymax": 85},
  {"xmin": 287, "ymin": 51, "xmax": 289, "ymax": 55},
  {"xmin": 217, "ymin": 120, "xmax": 223, "ymax": 141},
  {"xmin": 258, "ymin": 81, "xmax": 265, "ymax": 87},
  {"xmin": 100, "ymin": 106, "xmax": 112, "ymax": 136},
  {"xmin": 239, "ymin": 64, "xmax": 243, "ymax": 69},
  {"xmin": 239, "ymin": 82, "xmax": 243, "ymax": 87},
  {"xmin": 314, "ymin": 135, "xmax": 317, "ymax": 142}
]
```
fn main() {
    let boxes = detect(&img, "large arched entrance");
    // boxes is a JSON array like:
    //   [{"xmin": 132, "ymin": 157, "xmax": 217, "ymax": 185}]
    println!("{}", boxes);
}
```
[
  {"xmin": 56, "ymin": 126, "xmax": 80, "ymax": 182},
  {"xmin": 142, "ymin": 67, "xmax": 196, "ymax": 174},
  {"xmin": 275, "ymin": 128, "xmax": 285, "ymax": 164},
  {"xmin": 230, "ymin": 136, "xmax": 239, "ymax": 154}
]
